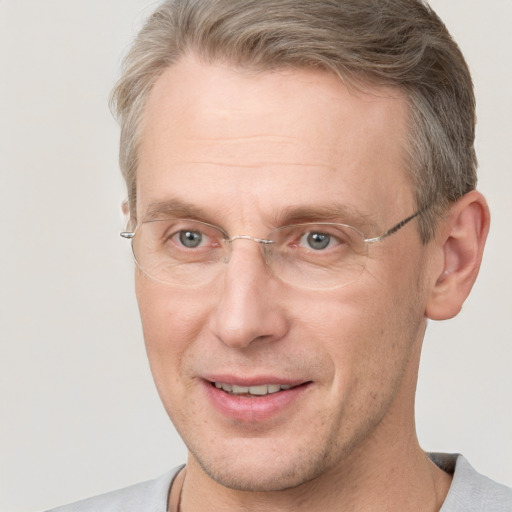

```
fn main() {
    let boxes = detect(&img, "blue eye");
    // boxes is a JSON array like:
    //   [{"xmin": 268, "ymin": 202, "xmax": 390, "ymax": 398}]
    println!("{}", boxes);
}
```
[
  {"xmin": 178, "ymin": 230, "xmax": 203, "ymax": 248},
  {"xmin": 302, "ymin": 232, "xmax": 333, "ymax": 250}
]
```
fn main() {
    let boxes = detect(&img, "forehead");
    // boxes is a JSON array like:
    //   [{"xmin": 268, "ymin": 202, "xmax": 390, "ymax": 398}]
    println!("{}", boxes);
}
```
[{"xmin": 137, "ymin": 57, "xmax": 413, "ymax": 227}]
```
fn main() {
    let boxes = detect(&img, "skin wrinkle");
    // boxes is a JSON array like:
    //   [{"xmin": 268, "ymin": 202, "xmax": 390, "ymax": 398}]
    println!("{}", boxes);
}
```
[
  {"xmin": 151, "ymin": 137, "xmax": 352, "ymax": 172},
  {"xmin": 177, "ymin": 134, "xmax": 307, "ymax": 142},
  {"xmin": 172, "ymin": 136, "xmax": 354, "ymax": 166},
  {"xmin": 157, "ymin": 160, "xmax": 341, "ymax": 169}
]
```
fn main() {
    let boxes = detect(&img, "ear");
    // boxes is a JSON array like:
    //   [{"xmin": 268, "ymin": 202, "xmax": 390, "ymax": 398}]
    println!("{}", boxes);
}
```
[
  {"xmin": 425, "ymin": 190, "xmax": 490, "ymax": 321},
  {"xmin": 120, "ymin": 199, "xmax": 132, "ymax": 228},
  {"xmin": 121, "ymin": 199, "xmax": 130, "ymax": 217}
]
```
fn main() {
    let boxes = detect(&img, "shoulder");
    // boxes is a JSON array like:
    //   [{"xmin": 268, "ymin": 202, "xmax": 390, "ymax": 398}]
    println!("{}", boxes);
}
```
[
  {"xmin": 430, "ymin": 453, "xmax": 512, "ymax": 512},
  {"xmin": 43, "ymin": 466, "xmax": 183, "ymax": 512}
]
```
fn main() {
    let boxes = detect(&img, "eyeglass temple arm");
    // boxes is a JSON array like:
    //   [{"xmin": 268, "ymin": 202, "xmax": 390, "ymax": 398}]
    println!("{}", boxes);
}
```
[
  {"xmin": 120, "ymin": 232, "xmax": 135, "ymax": 239},
  {"xmin": 364, "ymin": 208, "xmax": 425, "ymax": 244}
]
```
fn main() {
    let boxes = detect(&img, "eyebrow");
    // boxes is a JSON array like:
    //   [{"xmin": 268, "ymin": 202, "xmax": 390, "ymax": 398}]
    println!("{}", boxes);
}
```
[
  {"xmin": 141, "ymin": 198, "xmax": 379, "ymax": 234},
  {"xmin": 142, "ymin": 198, "xmax": 213, "ymax": 223},
  {"xmin": 271, "ymin": 204, "xmax": 379, "ymax": 233}
]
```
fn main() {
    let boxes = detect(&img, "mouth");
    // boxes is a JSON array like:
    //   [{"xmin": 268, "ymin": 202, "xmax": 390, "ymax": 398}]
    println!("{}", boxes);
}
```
[
  {"xmin": 204, "ymin": 378, "xmax": 312, "ymax": 421},
  {"xmin": 212, "ymin": 382, "xmax": 299, "ymax": 397}
]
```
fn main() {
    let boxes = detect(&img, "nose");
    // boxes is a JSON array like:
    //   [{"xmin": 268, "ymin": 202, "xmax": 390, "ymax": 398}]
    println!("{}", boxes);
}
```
[{"xmin": 211, "ymin": 240, "xmax": 289, "ymax": 349}]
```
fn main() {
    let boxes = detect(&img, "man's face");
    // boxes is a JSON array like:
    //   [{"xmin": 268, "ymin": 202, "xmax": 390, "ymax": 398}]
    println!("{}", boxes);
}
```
[{"xmin": 135, "ymin": 58, "xmax": 435, "ymax": 491}]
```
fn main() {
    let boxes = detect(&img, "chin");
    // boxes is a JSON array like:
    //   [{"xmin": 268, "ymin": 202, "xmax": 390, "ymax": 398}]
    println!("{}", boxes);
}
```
[
  {"xmin": 188, "ymin": 436, "xmax": 338, "ymax": 492},
  {"xmin": 200, "ymin": 459, "xmax": 316, "ymax": 492}
]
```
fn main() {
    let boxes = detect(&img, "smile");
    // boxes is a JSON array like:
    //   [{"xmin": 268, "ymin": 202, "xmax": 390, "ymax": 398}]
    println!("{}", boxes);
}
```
[
  {"xmin": 213, "ymin": 382, "xmax": 294, "ymax": 396},
  {"xmin": 205, "ymin": 379, "xmax": 312, "ymax": 421}
]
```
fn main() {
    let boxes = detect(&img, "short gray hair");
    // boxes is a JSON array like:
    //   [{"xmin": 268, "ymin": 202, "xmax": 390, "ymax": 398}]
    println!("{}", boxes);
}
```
[{"xmin": 111, "ymin": 0, "xmax": 477, "ymax": 242}]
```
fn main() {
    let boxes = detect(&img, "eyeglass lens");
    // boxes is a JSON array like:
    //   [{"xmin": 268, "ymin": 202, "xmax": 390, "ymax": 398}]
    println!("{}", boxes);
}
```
[{"xmin": 130, "ymin": 219, "xmax": 369, "ymax": 289}]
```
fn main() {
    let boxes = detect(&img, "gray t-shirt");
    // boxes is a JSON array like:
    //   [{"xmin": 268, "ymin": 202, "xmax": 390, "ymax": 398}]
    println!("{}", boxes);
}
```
[{"xmin": 45, "ymin": 454, "xmax": 512, "ymax": 511}]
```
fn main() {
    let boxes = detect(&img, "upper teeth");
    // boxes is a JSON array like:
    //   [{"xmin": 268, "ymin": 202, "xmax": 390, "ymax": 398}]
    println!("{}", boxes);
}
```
[{"xmin": 214, "ymin": 382, "xmax": 292, "ymax": 395}]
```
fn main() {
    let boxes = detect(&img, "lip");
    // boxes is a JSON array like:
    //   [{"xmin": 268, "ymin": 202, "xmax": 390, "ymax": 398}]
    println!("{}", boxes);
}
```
[{"xmin": 201, "ymin": 375, "xmax": 312, "ymax": 423}]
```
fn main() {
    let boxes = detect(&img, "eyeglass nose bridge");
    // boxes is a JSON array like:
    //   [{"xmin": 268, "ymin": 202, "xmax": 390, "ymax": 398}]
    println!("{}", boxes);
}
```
[
  {"xmin": 226, "ymin": 234, "xmax": 274, "ymax": 245},
  {"xmin": 223, "ymin": 234, "xmax": 275, "ymax": 266}
]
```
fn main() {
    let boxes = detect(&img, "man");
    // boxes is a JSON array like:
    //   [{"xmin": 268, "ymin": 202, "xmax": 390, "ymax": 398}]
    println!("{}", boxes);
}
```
[{"xmin": 47, "ymin": 0, "xmax": 512, "ymax": 510}]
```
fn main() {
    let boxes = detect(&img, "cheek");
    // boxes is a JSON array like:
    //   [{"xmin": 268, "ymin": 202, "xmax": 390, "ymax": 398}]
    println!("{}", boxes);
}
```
[
  {"xmin": 348, "ymin": 257, "xmax": 427, "ymax": 386},
  {"xmin": 285, "ymin": 286, "xmax": 421, "ymax": 458},
  {"xmin": 300, "ymin": 266, "xmax": 424, "ymax": 392},
  {"xmin": 135, "ymin": 274, "xmax": 211, "ymax": 380},
  {"xmin": 296, "ymin": 284, "xmax": 395, "ymax": 355}
]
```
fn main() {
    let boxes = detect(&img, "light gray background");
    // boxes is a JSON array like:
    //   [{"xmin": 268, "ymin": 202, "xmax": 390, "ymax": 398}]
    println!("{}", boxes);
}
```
[{"xmin": 1, "ymin": 1, "xmax": 511, "ymax": 511}]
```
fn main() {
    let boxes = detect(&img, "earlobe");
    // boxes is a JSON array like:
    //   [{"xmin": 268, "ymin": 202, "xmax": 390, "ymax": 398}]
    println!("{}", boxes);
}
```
[{"xmin": 425, "ymin": 190, "xmax": 490, "ymax": 321}]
